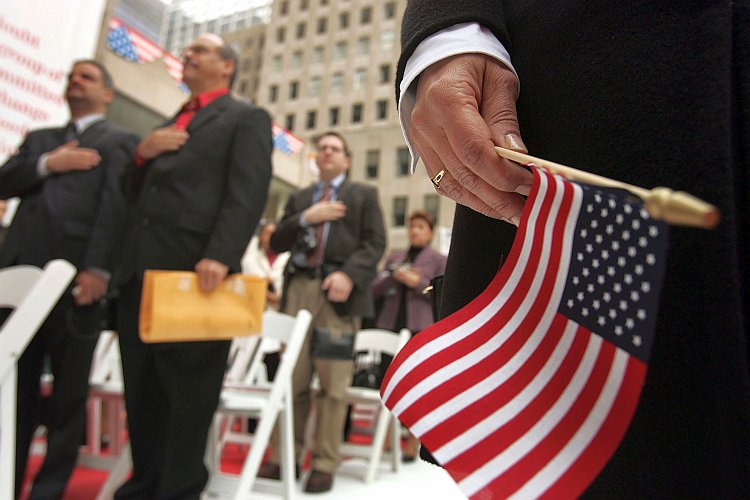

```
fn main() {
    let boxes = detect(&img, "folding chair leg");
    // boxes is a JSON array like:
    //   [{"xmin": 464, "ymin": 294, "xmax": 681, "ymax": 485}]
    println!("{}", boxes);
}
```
[
  {"xmin": 95, "ymin": 442, "xmax": 131, "ymax": 500},
  {"xmin": 1, "ymin": 368, "xmax": 18, "ymax": 500},
  {"xmin": 391, "ymin": 415, "xmax": 402, "ymax": 471},
  {"xmin": 279, "ymin": 388, "xmax": 296, "ymax": 499},
  {"xmin": 233, "ymin": 408, "xmax": 277, "ymax": 500},
  {"xmin": 364, "ymin": 405, "xmax": 391, "ymax": 483}
]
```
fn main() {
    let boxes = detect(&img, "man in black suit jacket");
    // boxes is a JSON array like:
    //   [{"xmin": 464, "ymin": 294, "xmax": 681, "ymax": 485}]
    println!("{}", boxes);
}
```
[
  {"xmin": 0, "ymin": 59, "xmax": 138, "ymax": 499},
  {"xmin": 260, "ymin": 131, "xmax": 385, "ymax": 493},
  {"xmin": 113, "ymin": 33, "xmax": 272, "ymax": 500},
  {"xmin": 397, "ymin": 1, "xmax": 749, "ymax": 497}
]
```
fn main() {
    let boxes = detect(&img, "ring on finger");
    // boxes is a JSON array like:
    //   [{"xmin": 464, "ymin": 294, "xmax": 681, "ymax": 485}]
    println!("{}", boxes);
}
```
[{"xmin": 431, "ymin": 169, "xmax": 445, "ymax": 188}]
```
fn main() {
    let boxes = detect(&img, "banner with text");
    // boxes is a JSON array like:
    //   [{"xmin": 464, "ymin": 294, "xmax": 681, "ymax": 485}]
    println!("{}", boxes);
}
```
[{"xmin": 0, "ymin": 0, "xmax": 106, "ymax": 163}]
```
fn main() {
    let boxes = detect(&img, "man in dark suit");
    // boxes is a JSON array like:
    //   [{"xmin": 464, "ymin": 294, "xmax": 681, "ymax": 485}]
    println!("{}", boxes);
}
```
[
  {"xmin": 396, "ymin": 0, "xmax": 749, "ymax": 497},
  {"xmin": 259, "ymin": 131, "xmax": 386, "ymax": 493},
  {"xmin": 113, "ymin": 33, "xmax": 272, "ymax": 499},
  {"xmin": 0, "ymin": 59, "xmax": 138, "ymax": 499}
]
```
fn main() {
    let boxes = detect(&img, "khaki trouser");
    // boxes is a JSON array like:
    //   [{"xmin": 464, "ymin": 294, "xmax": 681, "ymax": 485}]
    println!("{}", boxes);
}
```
[{"xmin": 270, "ymin": 274, "xmax": 359, "ymax": 473}]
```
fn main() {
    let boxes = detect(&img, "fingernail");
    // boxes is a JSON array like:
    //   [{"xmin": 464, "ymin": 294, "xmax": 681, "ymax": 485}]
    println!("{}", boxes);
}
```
[{"xmin": 503, "ymin": 133, "xmax": 527, "ymax": 153}]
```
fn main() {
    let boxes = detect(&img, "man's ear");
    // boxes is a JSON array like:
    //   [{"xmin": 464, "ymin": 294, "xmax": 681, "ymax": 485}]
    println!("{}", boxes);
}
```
[{"xmin": 102, "ymin": 87, "xmax": 115, "ymax": 105}]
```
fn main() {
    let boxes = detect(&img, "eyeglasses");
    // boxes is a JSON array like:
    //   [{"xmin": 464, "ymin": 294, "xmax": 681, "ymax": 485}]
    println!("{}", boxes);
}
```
[{"xmin": 316, "ymin": 145, "xmax": 345, "ymax": 153}]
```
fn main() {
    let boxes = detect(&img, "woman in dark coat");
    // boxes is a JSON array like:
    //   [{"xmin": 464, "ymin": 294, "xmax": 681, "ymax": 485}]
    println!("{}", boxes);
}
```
[{"xmin": 397, "ymin": 0, "xmax": 749, "ymax": 497}]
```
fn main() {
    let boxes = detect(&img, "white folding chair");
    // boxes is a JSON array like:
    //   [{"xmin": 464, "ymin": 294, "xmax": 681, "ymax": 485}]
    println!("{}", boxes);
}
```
[
  {"xmin": 0, "ymin": 260, "xmax": 76, "ymax": 500},
  {"xmin": 214, "ymin": 333, "xmax": 281, "ymax": 458},
  {"xmin": 204, "ymin": 309, "xmax": 312, "ymax": 500},
  {"xmin": 78, "ymin": 331, "xmax": 127, "ymax": 469},
  {"xmin": 338, "ymin": 328, "xmax": 411, "ymax": 482}
]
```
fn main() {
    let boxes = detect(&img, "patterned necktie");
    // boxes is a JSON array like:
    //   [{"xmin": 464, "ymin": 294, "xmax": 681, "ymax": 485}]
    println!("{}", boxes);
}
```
[{"xmin": 308, "ymin": 183, "xmax": 332, "ymax": 268}]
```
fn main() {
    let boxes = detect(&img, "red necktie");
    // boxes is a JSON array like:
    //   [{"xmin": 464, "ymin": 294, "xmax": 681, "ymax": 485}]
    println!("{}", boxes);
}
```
[
  {"xmin": 308, "ymin": 184, "xmax": 332, "ymax": 268},
  {"xmin": 174, "ymin": 97, "xmax": 200, "ymax": 130}
]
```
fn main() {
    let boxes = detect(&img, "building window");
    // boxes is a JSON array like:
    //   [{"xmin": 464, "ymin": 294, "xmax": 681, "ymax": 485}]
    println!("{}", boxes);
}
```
[
  {"xmin": 376, "ymin": 99, "xmax": 388, "ymax": 120},
  {"xmin": 300, "ymin": 0, "xmax": 309, "ymax": 10},
  {"xmin": 334, "ymin": 41, "xmax": 347, "ymax": 60},
  {"xmin": 328, "ymin": 106, "xmax": 340, "ymax": 126},
  {"xmin": 242, "ymin": 57, "xmax": 252, "ymax": 72},
  {"xmin": 384, "ymin": 1, "xmax": 397, "ymax": 19},
  {"xmin": 245, "ymin": 36, "xmax": 254, "ymax": 48},
  {"xmin": 269, "ymin": 85, "xmax": 278, "ymax": 103},
  {"xmin": 285, "ymin": 113, "xmax": 295, "ymax": 131},
  {"xmin": 276, "ymin": 27, "xmax": 286, "ymax": 43},
  {"xmin": 380, "ymin": 30, "xmax": 395, "ymax": 52},
  {"xmin": 393, "ymin": 197, "xmax": 408, "ymax": 227},
  {"xmin": 296, "ymin": 22, "xmax": 306, "ymax": 39},
  {"xmin": 306, "ymin": 110, "xmax": 317, "ymax": 130},
  {"xmin": 331, "ymin": 72, "xmax": 344, "ymax": 93},
  {"xmin": 351, "ymin": 103, "xmax": 363, "ymax": 123},
  {"xmin": 238, "ymin": 80, "xmax": 248, "ymax": 95},
  {"xmin": 289, "ymin": 81, "xmax": 299, "ymax": 99},
  {"xmin": 353, "ymin": 68, "xmax": 367, "ymax": 90},
  {"xmin": 379, "ymin": 64, "xmax": 391, "ymax": 84},
  {"xmin": 312, "ymin": 46, "xmax": 324, "ymax": 63},
  {"xmin": 280, "ymin": 1, "xmax": 289, "ymax": 15},
  {"xmin": 360, "ymin": 6, "xmax": 372, "ymax": 24},
  {"xmin": 291, "ymin": 50, "xmax": 303, "ymax": 68},
  {"xmin": 317, "ymin": 17, "xmax": 327, "ymax": 34},
  {"xmin": 207, "ymin": 20, "xmax": 216, "ymax": 32},
  {"xmin": 356, "ymin": 36, "xmax": 369, "ymax": 55},
  {"xmin": 366, "ymin": 149, "xmax": 380, "ymax": 179},
  {"xmin": 271, "ymin": 55, "xmax": 282, "ymax": 71},
  {"xmin": 338, "ymin": 12, "xmax": 349, "ymax": 29},
  {"xmin": 308, "ymin": 76, "xmax": 321, "ymax": 96},
  {"xmin": 424, "ymin": 194, "xmax": 440, "ymax": 225},
  {"xmin": 396, "ymin": 147, "xmax": 410, "ymax": 176}
]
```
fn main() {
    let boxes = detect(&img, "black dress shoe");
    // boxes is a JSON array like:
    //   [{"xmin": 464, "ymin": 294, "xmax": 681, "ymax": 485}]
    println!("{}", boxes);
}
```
[
  {"xmin": 257, "ymin": 462, "xmax": 300, "ymax": 480},
  {"xmin": 304, "ymin": 470, "xmax": 333, "ymax": 493}
]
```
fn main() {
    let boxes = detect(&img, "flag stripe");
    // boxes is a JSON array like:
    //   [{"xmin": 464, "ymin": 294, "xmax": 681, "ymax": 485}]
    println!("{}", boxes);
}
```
[
  {"xmin": 540, "ymin": 356, "xmax": 646, "ymax": 498},
  {"xmin": 382, "ymin": 170, "xmax": 565, "ymax": 408},
  {"xmin": 459, "ymin": 331, "xmax": 609, "ymax": 497},
  {"xmin": 404, "ymin": 177, "xmax": 579, "ymax": 437},
  {"xmin": 432, "ymin": 318, "xmax": 584, "ymax": 470}
]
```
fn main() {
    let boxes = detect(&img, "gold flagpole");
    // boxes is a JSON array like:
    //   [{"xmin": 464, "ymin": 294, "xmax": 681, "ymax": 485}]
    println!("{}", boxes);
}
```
[{"xmin": 495, "ymin": 147, "xmax": 720, "ymax": 229}]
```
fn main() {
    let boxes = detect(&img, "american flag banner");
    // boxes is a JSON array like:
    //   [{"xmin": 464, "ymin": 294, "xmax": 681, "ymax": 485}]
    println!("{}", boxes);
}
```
[
  {"xmin": 272, "ymin": 123, "xmax": 304, "ymax": 155},
  {"xmin": 381, "ymin": 166, "xmax": 669, "ymax": 499},
  {"xmin": 107, "ymin": 17, "xmax": 184, "ymax": 84}
]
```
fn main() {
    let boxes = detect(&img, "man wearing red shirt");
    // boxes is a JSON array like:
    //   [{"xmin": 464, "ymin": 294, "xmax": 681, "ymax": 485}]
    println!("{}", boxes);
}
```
[{"xmin": 113, "ymin": 33, "xmax": 273, "ymax": 499}]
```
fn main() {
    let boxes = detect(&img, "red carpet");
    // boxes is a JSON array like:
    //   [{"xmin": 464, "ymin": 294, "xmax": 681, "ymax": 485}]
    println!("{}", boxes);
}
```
[{"xmin": 21, "ymin": 422, "xmax": 378, "ymax": 499}]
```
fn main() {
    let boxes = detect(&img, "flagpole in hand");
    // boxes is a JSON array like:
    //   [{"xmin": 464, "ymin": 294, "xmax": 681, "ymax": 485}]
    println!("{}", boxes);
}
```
[{"xmin": 495, "ymin": 147, "xmax": 720, "ymax": 229}]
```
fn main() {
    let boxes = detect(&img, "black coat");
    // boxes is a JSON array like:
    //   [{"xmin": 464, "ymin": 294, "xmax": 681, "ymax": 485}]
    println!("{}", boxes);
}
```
[
  {"xmin": 399, "ymin": 0, "xmax": 750, "ymax": 496},
  {"xmin": 272, "ymin": 179, "xmax": 386, "ymax": 318},
  {"xmin": 117, "ymin": 94, "xmax": 273, "ymax": 281},
  {"xmin": 0, "ymin": 120, "xmax": 137, "ymax": 272}
]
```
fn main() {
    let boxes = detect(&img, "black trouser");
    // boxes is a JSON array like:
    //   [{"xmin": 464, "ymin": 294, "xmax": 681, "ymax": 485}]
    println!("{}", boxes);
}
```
[
  {"xmin": 12, "ymin": 293, "xmax": 102, "ymax": 499},
  {"xmin": 114, "ymin": 279, "xmax": 230, "ymax": 500}
]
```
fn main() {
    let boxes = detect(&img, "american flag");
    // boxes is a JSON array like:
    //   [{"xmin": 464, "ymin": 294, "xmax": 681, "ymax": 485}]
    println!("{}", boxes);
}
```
[
  {"xmin": 381, "ymin": 166, "xmax": 669, "ymax": 499},
  {"xmin": 272, "ymin": 123, "xmax": 304, "ymax": 155},
  {"xmin": 107, "ymin": 17, "xmax": 184, "ymax": 84}
]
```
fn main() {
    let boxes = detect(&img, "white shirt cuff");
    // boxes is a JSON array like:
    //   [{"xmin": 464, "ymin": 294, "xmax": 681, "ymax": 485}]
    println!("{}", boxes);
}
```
[
  {"xmin": 37, "ymin": 153, "xmax": 50, "ymax": 177},
  {"xmin": 398, "ymin": 22, "xmax": 517, "ymax": 173}
]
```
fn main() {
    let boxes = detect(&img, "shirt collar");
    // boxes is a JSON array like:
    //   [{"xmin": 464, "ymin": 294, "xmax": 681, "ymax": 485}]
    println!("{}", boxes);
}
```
[
  {"xmin": 319, "ymin": 173, "xmax": 346, "ymax": 191},
  {"xmin": 72, "ymin": 113, "xmax": 105, "ymax": 134},
  {"xmin": 185, "ymin": 88, "xmax": 230, "ymax": 112}
]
